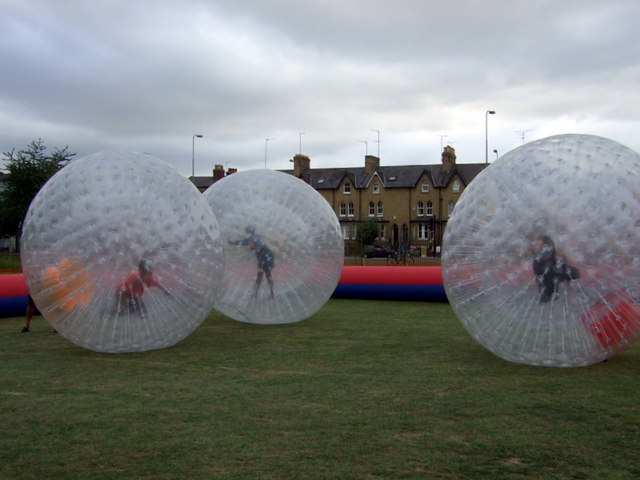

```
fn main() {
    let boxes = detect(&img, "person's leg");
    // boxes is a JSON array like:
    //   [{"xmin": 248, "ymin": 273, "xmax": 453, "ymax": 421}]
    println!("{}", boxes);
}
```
[
  {"xmin": 254, "ymin": 270, "xmax": 264, "ymax": 296},
  {"xmin": 20, "ymin": 296, "xmax": 35, "ymax": 332},
  {"xmin": 265, "ymin": 270, "xmax": 274, "ymax": 298}
]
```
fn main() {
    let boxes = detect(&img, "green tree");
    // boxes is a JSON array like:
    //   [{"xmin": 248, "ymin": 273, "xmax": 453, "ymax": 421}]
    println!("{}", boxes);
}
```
[
  {"xmin": 357, "ymin": 220, "xmax": 379, "ymax": 246},
  {"xmin": 0, "ymin": 139, "xmax": 75, "ymax": 248}
]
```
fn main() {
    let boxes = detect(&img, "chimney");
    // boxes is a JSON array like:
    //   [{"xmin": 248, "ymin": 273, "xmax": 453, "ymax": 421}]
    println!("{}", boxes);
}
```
[
  {"xmin": 227, "ymin": 167, "xmax": 237, "ymax": 175},
  {"xmin": 213, "ymin": 164, "xmax": 225, "ymax": 180},
  {"xmin": 364, "ymin": 155, "xmax": 380, "ymax": 174},
  {"xmin": 291, "ymin": 154, "xmax": 310, "ymax": 178},
  {"xmin": 441, "ymin": 146, "xmax": 456, "ymax": 172}
]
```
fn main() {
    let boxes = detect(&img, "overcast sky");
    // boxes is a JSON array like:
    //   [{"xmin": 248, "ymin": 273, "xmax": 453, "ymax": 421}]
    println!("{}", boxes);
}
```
[{"xmin": 2, "ymin": 0, "xmax": 639, "ymax": 176}]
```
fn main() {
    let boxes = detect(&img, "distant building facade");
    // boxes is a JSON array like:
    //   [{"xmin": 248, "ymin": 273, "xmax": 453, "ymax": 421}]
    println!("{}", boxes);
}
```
[{"xmin": 190, "ymin": 146, "xmax": 487, "ymax": 256}]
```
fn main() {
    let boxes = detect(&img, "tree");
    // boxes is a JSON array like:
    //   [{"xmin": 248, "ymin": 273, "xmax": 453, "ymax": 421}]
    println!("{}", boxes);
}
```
[
  {"xmin": 0, "ymin": 139, "xmax": 75, "ymax": 249},
  {"xmin": 357, "ymin": 220, "xmax": 380, "ymax": 247}
]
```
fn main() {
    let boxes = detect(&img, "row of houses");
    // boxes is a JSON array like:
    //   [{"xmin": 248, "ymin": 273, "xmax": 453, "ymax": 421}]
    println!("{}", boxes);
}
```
[{"xmin": 191, "ymin": 146, "xmax": 487, "ymax": 256}]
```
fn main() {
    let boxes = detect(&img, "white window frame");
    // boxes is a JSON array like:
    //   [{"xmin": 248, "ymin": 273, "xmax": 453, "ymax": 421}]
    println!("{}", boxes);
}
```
[
  {"xmin": 377, "ymin": 201, "xmax": 383, "ymax": 217},
  {"xmin": 421, "ymin": 181, "xmax": 429, "ymax": 193},
  {"xmin": 339, "ymin": 202, "xmax": 346, "ymax": 217},
  {"xmin": 417, "ymin": 201, "xmax": 424, "ymax": 216},
  {"xmin": 452, "ymin": 179, "xmax": 461, "ymax": 193},
  {"xmin": 347, "ymin": 202, "xmax": 355, "ymax": 217},
  {"xmin": 426, "ymin": 201, "xmax": 433, "ymax": 216},
  {"xmin": 372, "ymin": 181, "xmax": 380, "ymax": 194},
  {"xmin": 343, "ymin": 182, "xmax": 351, "ymax": 194},
  {"xmin": 368, "ymin": 201, "xmax": 375, "ymax": 217}
]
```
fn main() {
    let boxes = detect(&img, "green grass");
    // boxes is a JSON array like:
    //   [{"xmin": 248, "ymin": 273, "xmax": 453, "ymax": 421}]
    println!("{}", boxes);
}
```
[
  {"xmin": 0, "ymin": 252, "xmax": 21, "ymax": 271},
  {"xmin": 2, "ymin": 299, "xmax": 639, "ymax": 479}
]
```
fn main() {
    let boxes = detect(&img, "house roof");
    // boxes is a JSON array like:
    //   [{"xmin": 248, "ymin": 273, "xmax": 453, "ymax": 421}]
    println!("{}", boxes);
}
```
[{"xmin": 280, "ymin": 162, "xmax": 488, "ymax": 190}]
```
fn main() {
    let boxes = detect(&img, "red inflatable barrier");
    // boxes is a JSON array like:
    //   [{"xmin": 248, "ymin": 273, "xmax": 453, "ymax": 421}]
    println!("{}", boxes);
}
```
[
  {"xmin": 339, "ymin": 266, "xmax": 443, "ymax": 285},
  {"xmin": 333, "ymin": 266, "xmax": 446, "ymax": 301},
  {"xmin": 0, "ymin": 273, "xmax": 30, "ymax": 318},
  {"xmin": 0, "ymin": 273, "xmax": 29, "ymax": 297}
]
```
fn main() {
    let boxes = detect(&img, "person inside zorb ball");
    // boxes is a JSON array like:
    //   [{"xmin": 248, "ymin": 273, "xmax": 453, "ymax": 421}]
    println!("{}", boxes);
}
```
[
  {"xmin": 20, "ymin": 151, "xmax": 224, "ymax": 353},
  {"xmin": 442, "ymin": 134, "xmax": 640, "ymax": 367},
  {"xmin": 203, "ymin": 169, "xmax": 344, "ymax": 325}
]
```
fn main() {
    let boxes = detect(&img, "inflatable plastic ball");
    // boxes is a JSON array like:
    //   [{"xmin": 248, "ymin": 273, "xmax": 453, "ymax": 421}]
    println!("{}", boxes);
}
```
[
  {"xmin": 442, "ymin": 134, "xmax": 640, "ymax": 367},
  {"xmin": 203, "ymin": 169, "xmax": 344, "ymax": 324},
  {"xmin": 21, "ymin": 151, "xmax": 224, "ymax": 353}
]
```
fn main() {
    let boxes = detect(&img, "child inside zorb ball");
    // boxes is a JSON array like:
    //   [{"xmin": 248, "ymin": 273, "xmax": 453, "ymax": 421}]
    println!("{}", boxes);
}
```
[
  {"xmin": 442, "ymin": 134, "xmax": 640, "ymax": 367},
  {"xmin": 21, "ymin": 151, "xmax": 224, "ymax": 353},
  {"xmin": 204, "ymin": 169, "xmax": 344, "ymax": 325}
]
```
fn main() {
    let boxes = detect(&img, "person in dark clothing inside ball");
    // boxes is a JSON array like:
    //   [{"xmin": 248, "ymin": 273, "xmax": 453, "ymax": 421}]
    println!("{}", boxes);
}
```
[
  {"xmin": 229, "ymin": 225, "xmax": 275, "ymax": 299},
  {"xmin": 532, "ymin": 235, "xmax": 580, "ymax": 303}
]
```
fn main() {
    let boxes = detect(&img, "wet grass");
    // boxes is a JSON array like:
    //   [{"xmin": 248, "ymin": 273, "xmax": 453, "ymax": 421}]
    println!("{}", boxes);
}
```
[{"xmin": 1, "ymin": 299, "xmax": 639, "ymax": 479}]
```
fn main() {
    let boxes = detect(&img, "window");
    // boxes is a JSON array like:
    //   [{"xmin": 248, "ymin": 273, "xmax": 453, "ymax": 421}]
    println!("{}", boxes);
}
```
[
  {"xmin": 341, "ymin": 225, "xmax": 349, "ymax": 239},
  {"xmin": 348, "ymin": 202, "xmax": 355, "ymax": 217},
  {"xmin": 426, "ymin": 201, "xmax": 433, "ymax": 216},
  {"xmin": 368, "ymin": 201, "xmax": 375, "ymax": 216},
  {"xmin": 421, "ymin": 181, "xmax": 429, "ymax": 193},
  {"xmin": 343, "ymin": 182, "xmax": 351, "ymax": 194},
  {"xmin": 448, "ymin": 201, "xmax": 455, "ymax": 216},
  {"xmin": 372, "ymin": 181, "xmax": 380, "ymax": 194},
  {"xmin": 339, "ymin": 202, "xmax": 346, "ymax": 217},
  {"xmin": 417, "ymin": 201, "xmax": 424, "ymax": 216},
  {"xmin": 418, "ymin": 224, "xmax": 431, "ymax": 240},
  {"xmin": 452, "ymin": 179, "xmax": 461, "ymax": 193},
  {"xmin": 379, "ymin": 224, "xmax": 385, "ymax": 240},
  {"xmin": 377, "ymin": 201, "xmax": 383, "ymax": 217}
]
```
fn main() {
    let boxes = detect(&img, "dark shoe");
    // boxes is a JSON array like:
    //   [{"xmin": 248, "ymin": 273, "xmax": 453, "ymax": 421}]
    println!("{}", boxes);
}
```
[{"xmin": 19, "ymin": 327, "xmax": 31, "ymax": 333}]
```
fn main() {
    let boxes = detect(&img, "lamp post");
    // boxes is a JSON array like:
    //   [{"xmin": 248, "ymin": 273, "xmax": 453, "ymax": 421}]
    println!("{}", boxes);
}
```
[
  {"xmin": 192, "ymin": 134, "xmax": 203, "ymax": 177},
  {"xmin": 493, "ymin": 149, "xmax": 499, "ymax": 161},
  {"xmin": 485, "ymin": 110, "xmax": 495, "ymax": 164},
  {"xmin": 264, "ymin": 138, "xmax": 274, "ymax": 168}
]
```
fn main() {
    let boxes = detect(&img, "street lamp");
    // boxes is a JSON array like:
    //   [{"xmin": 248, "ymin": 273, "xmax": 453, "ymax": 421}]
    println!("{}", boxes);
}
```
[
  {"xmin": 485, "ymin": 110, "xmax": 495, "ymax": 164},
  {"xmin": 192, "ymin": 134, "xmax": 203, "ymax": 177},
  {"xmin": 264, "ymin": 138, "xmax": 274, "ymax": 168},
  {"xmin": 493, "ymin": 149, "xmax": 499, "ymax": 160}
]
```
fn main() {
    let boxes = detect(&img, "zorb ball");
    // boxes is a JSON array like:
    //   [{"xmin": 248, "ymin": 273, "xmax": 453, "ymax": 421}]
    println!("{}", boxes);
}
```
[
  {"xmin": 21, "ymin": 151, "xmax": 224, "ymax": 353},
  {"xmin": 203, "ymin": 169, "xmax": 343, "ymax": 324},
  {"xmin": 442, "ymin": 134, "xmax": 640, "ymax": 367}
]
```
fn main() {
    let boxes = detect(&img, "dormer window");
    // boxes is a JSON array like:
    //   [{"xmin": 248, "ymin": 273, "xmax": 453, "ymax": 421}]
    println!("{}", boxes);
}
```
[
  {"xmin": 343, "ymin": 182, "xmax": 351, "ymax": 194},
  {"xmin": 452, "ymin": 179, "xmax": 461, "ymax": 193},
  {"xmin": 372, "ymin": 181, "xmax": 380, "ymax": 194},
  {"xmin": 421, "ymin": 181, "xmax": 430, "ymax": 193}
]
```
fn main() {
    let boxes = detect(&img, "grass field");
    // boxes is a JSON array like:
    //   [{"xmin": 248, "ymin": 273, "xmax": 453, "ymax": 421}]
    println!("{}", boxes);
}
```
[{"xmin": 2, "ymin": 299, "xmax": 639, "ymax": 479}]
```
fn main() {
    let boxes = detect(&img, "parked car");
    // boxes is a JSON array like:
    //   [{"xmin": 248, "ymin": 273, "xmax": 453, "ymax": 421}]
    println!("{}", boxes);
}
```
[{"xmin": 363, "ymin": 245, "xmax": 397, "ymax": 259}]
